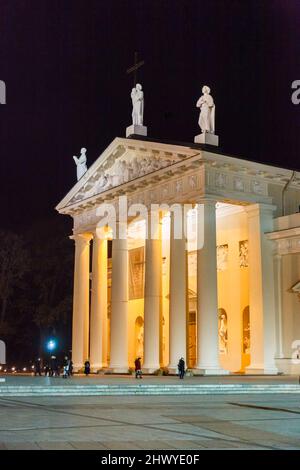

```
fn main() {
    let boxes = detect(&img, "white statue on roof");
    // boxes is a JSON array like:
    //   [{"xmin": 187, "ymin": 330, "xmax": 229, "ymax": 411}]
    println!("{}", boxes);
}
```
[
  {"xmin": 73, "ymin": 148, "xmax": 88, "ymax": 181},
  {"xmin": 194, "ymin": 85, "xmax": 219, "ymax": 146},
  {"xmin": 131, "ymin": 83, "xmax": 144, "ymax": 126},
  {"xmin": 196, "ymin": 85, "xmax": 215, "ymax": 133},
  {"xmin": 126, "ymin": 83, "xmax": 147, "ymax": 137}
]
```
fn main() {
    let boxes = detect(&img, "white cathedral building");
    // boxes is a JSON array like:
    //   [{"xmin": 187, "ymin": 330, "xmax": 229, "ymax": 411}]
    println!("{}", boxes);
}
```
[{"xmin": 56, "ymin": 86, "xmax": 300, "ymax": 375}]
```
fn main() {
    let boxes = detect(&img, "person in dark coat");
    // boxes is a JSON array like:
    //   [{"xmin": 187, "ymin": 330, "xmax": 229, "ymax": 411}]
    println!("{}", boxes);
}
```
[
  {"xmin": 68, "ymin": 359, "xmax": 73, "ymax": 376},
  {"xmin": 50, "ymin": 356, "xmax": 59, "ymax": 377},
  {"xmin": 134, "ymin": 357, "xmax": 142, "ymax": 379},
  {"xmin": 34, "ymin": 358, "xmax": 42, "ymax": 376},
  {"xmin": 178, "ymin": 357, "xmax": 185, "ymax": 379},
  {"xmin": 84, "ymin": 360, "xmax": 90, "ymax": 376},
  {"xmin": 44, "ymin": 363, "xmax": 49, "ymax": 376},
  {"xmin": 62, "ymin": 356, "xmax": 69, "ymax": 378}
]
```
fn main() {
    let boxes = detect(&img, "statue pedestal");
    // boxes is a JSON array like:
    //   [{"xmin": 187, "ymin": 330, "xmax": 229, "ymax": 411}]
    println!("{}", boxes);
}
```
[
  {"xmin": 126, "ymin": 125, "xmax": 147, "ymax": 138},
  {"xmin": 194, "ymin": 132, "xmax": 219, "ymax": 146}
]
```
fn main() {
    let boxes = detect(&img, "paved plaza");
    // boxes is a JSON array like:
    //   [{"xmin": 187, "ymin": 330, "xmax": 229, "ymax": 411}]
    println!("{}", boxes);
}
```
[
  {"xmin": 1, "ymin": 375, "xmax": 300, "ymax": 450},
  {"xmin": 1, "ymin": 373, "xmax": 300, "ymax": 386}
]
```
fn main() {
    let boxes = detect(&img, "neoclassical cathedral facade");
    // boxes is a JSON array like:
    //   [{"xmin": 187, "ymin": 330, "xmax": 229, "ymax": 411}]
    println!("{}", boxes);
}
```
[{"xmin": 56, "ymin": 136, "xmax": 300, "ymax": 375}]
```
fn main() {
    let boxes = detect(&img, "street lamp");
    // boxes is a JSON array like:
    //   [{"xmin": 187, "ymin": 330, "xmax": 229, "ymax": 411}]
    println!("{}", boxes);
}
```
[{"xmin": 46, "ymin": 339, "xmax": 57, "ymax": 352}]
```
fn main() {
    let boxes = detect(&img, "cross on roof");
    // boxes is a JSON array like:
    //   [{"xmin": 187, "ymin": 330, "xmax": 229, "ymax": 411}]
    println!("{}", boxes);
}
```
[{"xmin": 126, "ymin": 52, "xmax": 145, "ymax": 87}]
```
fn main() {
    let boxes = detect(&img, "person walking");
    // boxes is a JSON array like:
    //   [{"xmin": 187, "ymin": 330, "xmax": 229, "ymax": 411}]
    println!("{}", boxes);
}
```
[
  {"xmin": 49, "ymin": 356, "xmax": 54, "ymax": 377},
  {"xmin": 50, "ymin": 356, "xmax": 59, "ymax": 377},
  {"xmin": 62, "ymin": 356, "xmax": 69, "ymax": 379},
  {"xmin": 134, "ymin": 357, "xmax": 142, "ymax": 379},
  {"xmin": 84, "ymin": 360, "xmax": 90, "ymax": 376},
  {"xmin": 178, "ymin": 357, "xmax": 185, "ymax": 379},
  {"xmin": 34, "ymin": 358, "xmax": 42, "ymax": 376},
  {"xmin": 68, "ymin": 359, "xmax": 73, "ymax": 376},
  {"xmin": 44, "ymin": 363, "xmax": 49, "ymax": 376}
]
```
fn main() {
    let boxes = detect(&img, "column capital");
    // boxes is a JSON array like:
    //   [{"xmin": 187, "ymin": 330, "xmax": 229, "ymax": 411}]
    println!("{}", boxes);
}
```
[
  {"xmin": 70, "ymin": 233, "xmax": 93, "ymax": 246},
  {"xmin": 196, "ymin": 197, "xmax": 218, "ymax": 208},
  {"xmin": 245, "ymin": 203, "xmax": 277, "ymax": 217},
  {"xmin": 93, "ymin": 227, "xmax": 110, "ymax": 240}
]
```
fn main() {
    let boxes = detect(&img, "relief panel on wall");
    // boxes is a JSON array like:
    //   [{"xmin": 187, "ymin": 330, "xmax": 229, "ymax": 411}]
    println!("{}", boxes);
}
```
[
  {"xmin": 239, "ymin": 240, "xmax": 249, "ymax": 268},
  {"xmin": 217, "ymin": 244, "xmax": 228, "ymax": 272}
]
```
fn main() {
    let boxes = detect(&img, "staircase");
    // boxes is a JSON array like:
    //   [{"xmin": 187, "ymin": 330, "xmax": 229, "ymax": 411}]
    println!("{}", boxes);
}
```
[{"xmin": 0, "ymin": 383, "xmax": 300, "ymax": 397}]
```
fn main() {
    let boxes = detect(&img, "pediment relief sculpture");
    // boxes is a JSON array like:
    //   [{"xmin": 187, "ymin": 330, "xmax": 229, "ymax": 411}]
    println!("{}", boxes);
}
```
[{"xmin": 70, "ymin": 153, "xmax": 179, "ymax": 204}]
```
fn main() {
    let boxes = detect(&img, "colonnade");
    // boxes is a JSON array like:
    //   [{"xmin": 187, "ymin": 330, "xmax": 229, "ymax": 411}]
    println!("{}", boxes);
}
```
[{"xmin": 71, "ymin": 202, "xmax": 277, "ymax": 374}]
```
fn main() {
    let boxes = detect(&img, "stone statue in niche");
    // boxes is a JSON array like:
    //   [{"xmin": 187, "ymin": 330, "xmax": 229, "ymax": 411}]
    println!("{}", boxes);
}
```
[
  {"xmin": 243, "ymin": 324, "xmax": 250, "ymax": 354},
  {"xmin": 73, "ymin": 148, "xmax": 88, "ymax": 181},
  {"xmin": 242, "ymin": 307, "xmax": 250, "ymax": 354},
  {"xmin": 137, "ymin": 330, "xmax": 144, "ymax": 358},
  {"xmin": 218, "ymin": 310, "xmax": 228, "ymax": 354},
  {"xmin": 196, "ymin": 85, "xmax": 215, "ymax": 134},
  {"xmin": 239, "ymin": 240, "xmax": 249, "ymax": 267}
]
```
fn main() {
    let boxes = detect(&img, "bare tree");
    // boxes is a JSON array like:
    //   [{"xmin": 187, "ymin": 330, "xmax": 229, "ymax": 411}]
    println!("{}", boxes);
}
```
[{"xmin": 0, "ymin": 231, "xmax": 29, "ymax": 329}]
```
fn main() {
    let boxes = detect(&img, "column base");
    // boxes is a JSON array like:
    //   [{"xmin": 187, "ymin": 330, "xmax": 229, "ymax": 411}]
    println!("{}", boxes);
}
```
[
  {"xmin": 126, "ymin": 124, "xmax": 147, "ymax": 137},
  {"xmin": 275, "ymin": 358, "xmax": 300, "ymax": 375},
  {"xmin": 90, "ymin": 364, "xmax": 107, "ymax": 374},
  {"xmin": 105, "ymin": 366, "xmax": 129, "ymax": 374},
  {"xmin": 193, "ymin": 367, "xmax": 229, "ymax": 376},
  {"xmin": 245, "ymin": 364, "xmax": 279, "ymax": 375},
  {"xmin": 142, "ymin": 365, "xmax": 160, "ymax": 374},
  {"xmin": 72, "ymin": 363, "xmax": 84, "ymax": 372}
]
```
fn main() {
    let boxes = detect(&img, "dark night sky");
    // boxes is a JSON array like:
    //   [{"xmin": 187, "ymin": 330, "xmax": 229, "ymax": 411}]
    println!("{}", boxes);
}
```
[{"xmin": 1, "ymin": 0, "xmax": 300, "ymax": 231}]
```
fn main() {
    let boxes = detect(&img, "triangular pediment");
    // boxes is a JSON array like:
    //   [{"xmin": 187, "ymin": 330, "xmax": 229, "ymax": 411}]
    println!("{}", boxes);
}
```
[{"xmin": 56, "ymin": 137, "xmax": 196, "ymax": 212}]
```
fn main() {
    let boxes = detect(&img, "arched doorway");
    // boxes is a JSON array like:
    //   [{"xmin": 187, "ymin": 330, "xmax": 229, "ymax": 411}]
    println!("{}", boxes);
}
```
[{"xmin": 135, "ymin": 316, "xmax": 144, "ymax": 361}]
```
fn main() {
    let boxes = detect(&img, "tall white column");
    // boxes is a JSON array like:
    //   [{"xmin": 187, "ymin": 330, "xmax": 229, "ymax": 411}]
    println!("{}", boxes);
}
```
[
  {"xmin": 168, "ymin": 210, "xmax": 188, "ymax": 371},
  {"xmin": 71, "ymin": 233, "xmax": 92, "ymax": 371},
  {"xmin": 274, "ymin": 253, "xmax": 284, "ymax": 359},
  {"xmin": 110, "ymin": 223, "xmax": 129, "ymax": 372},
  {"xmin": 195, "ymin": 201, "xmax": 227, "ymax": 375},
  {"xmin": 90, "ymin": 232, "xmax": 108, "ymax": 371},
  {"xmin": 143, "ymin": 213, "xmax": 162, "ymax": 373},
  {"xmin": 246, "ymin": 204, "xmax": 278, "ymax": 374}
]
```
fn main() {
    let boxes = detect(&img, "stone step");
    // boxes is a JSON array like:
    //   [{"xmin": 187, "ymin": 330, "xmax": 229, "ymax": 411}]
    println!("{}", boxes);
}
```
[
  {"xmin": 0, "ymin": 384, "xmax": 299, "ymax": 388},
  {"xmin": 0, "ymin": 384, "xmax": 300, "ymax": 396}
]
